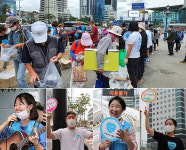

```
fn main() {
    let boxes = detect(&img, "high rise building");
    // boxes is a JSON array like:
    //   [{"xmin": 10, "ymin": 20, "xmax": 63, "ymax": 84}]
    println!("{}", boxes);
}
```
[
  {"xmin": 95, "ymin": 0, "xmax": 105, "ymax": 22},
  {"xmin": 112, "ymin": 0, "xmax": 117, "ymax": 12},
  {"xmin": 39, "ymin": 0, "xmax": 68, "ymax": 22},
  {"xmin": 0, "ymin": 0, "xmax": 16, "ymax": 16},
  {"xmin": 147, "ymin": 89, "xmax": 186, "ymax": 148}
]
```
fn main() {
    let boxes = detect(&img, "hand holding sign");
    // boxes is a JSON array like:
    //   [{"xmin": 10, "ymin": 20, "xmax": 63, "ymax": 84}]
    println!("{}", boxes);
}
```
[
  {"xmin": 46, "ymin": 98, "xmax": 58, "ymax": 112},
  {"xmin": 102, "ymin": 139, "xmax": 111, "ymax": 149},
  {"xmin": 144, "ymin": 107, "xmax": 150, "ymax": 117}
]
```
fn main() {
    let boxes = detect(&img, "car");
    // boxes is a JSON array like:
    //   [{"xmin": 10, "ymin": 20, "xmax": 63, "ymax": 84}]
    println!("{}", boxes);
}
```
[{"xmin": 64, "ymin": 21, "xmax": 92, "ymax": 44}]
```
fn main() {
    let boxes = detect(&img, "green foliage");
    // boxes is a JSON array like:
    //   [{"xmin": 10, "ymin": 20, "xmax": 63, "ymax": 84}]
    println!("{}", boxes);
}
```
[
  {"xmin": 68, "ymin": 15, "xmax": 78, "ymax": 21},
  {"xmin": 44, "ymin": 13, "xmax": 56, "ymax": 24},
  {"xmin": 2, "ymin": 4, "xmax": 10, "ymax": 14},
  {"xmin": 58, "ymin": 17, "xmax": 68, "ymax": 23},
  {"xmin": 79, "ymin": 16, "xmax": 91, "ymax": 23},
  {"xmin": 0, "ymin": 15, "xmax": 8, "ymax": 23},
  {"xmin": 68, "ymin": 93, "xmax": 91, "ymax": 126}
]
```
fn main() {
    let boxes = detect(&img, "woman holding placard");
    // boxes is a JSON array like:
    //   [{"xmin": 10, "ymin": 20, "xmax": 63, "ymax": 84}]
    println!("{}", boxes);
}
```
[
  {"xmin": 99, "ymin": 96, "xmax": 137, "ymax": 150},
  {"xmin": 0, "ymin": 93, "xmax": 46, "ymax": 150},
  {"xmin": 144, "ymin": 107, "xmax": 184, "ymax": 150}
]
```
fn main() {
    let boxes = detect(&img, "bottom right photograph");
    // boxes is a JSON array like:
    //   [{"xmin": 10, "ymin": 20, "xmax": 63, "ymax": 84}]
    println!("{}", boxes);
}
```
[{"xmin": 93, "ymin": 88, "xmax": 186, "ymax": 150}]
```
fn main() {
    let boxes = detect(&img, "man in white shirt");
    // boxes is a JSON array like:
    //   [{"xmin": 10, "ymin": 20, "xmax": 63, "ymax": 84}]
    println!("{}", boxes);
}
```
[{"xmin": 47, "ymin": 111, "xmax": 93, "ymax": 150}]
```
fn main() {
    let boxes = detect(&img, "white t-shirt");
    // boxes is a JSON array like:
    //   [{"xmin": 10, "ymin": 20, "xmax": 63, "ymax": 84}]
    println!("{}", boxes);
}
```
[
  {"xmin": 125, "ymin": 31, "xmax": 141, "ymax": 58},
  {"xmin": 53, "ymin": 127, "xmax": 91, "ymax": 150},
  {"xmin": 146, "ymin": 30, "xmax": 152, "ymax": 48}
]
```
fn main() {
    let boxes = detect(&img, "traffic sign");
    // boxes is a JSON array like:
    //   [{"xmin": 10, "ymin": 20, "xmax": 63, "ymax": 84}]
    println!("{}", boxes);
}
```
[{"xmin": 132, "ymin": 3, "xmax": 144, "ymax": 10}]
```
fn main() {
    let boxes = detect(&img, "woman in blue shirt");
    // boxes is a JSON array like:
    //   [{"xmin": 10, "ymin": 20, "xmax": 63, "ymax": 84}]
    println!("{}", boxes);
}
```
[{"xmin": 0, "ymin": 93, "xmax": 46, "ymax": 150}]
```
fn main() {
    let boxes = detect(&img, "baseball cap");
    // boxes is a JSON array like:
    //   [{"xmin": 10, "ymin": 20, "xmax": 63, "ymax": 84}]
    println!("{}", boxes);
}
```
[
  {"xmin": 31, "ymin": 21, "xmax": 47, "ymax": 43},
  {"xmin": 5, "ymin": 16, "xmax": 17, "ymax": 28}
]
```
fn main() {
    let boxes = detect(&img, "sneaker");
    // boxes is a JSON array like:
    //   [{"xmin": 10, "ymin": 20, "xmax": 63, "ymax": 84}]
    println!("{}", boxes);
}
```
[
  {"xmin": 180, "ymin": 60, "xmax": 186, "ymax": 64},
  {"xmin": 147, "ymin": 59, "xmax": 150, "ymax": 62}
]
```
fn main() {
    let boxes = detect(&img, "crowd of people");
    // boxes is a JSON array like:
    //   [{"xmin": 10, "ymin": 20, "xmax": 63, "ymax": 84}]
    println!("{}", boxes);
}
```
[{"xmin": 0, "ymin": 16, "xmax": 185, "ymax": 88}]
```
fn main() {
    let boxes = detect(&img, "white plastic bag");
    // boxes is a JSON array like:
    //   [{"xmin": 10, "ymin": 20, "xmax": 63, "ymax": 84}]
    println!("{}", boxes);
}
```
[
  {"xmin": 1, "ymin": 45, "xmax": 17, "ymax": 62},
  {"xmin": 67, "ymin": 42, "xmax": 70, "ymax": 48},
  {"xmin": 35, "ymin": 62, "xmax": 62, "ymax": 88}
]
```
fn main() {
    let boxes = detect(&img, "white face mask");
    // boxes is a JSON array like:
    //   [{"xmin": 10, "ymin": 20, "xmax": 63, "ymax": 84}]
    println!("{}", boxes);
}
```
[
  {"xmin": 10, "ymin": 26, "xmax": 17, "ymax": 31},
  {"xmin": 164, "ymin": 125, "xmax": 175, "ymax": 133},
  {"xmin": 103, "ymin": 28, "xmax": 105, "ymax": 30},
  {"xmin": 67, "ymin": 119, "xmax": 76, "ymax": 127},
  {"xmin": 139, "ymin": 29, "xmax": 142, "ymax": 32},
  {"xmin": 16, "ymin": 110, "xmax": 29, "ymax": 120},
  {"xmin": 5, "ymin": 30, "xmax": 9, "ymax": 34}
]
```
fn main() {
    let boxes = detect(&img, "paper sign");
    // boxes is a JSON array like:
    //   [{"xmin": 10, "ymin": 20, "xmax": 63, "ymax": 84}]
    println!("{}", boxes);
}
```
[
  {"xmin": 123, "ymin": 31, "xmax": 131, "ymax": 41},
  {"xmin": 46, "ymin": 98, "xmax": 58, "ymax": 112},
  {"xmin": 141, "ymin": 89, "xmax": 157, "ymax": 102},
  {"xmin": 100, "ymin": 117, "xmax": 122, "ymax": 141}
]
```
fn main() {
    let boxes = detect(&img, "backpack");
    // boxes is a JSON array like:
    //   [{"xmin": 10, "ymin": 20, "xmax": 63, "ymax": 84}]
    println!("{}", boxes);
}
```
[{"xmin": 176, "ymin": 31, "xmax": 182, "ymax": 41}]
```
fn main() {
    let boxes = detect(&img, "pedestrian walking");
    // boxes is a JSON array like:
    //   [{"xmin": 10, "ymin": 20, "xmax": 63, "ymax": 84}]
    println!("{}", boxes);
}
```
[
  {"xmin": 58, "ymin": 23, "xmax": 69, "ymax": 49},
  {"xmin": 124, "ymin": 21, "xmax": 141, "ymax": 88},
  {"xmin": 2, "ymin": 16, "xmax": 32, "ymax": 88},
  {"xmin": 96, "ymin": 26, "xmax": 122, "ymax": 88},
  {"xmin": 164, "ymin": 25, "xmax": 176, "ymax": 56},
  {"xmin": 149, "ymin": 24, "xmax": 158, "ymax": 51},
  {"xmin": 22, "ymin": 21, "xmax": 64, "ymax": 87},
  {"xmin": 175, "ymin": 27, "xmax": 182, "ymax": 52},
  {"xmin": 138, "ymin": 22, "xmax": 147, "ymax": 84},
  {"xmin": 145, "ymin": 26, "xmax": 153, "ymax": 65}
]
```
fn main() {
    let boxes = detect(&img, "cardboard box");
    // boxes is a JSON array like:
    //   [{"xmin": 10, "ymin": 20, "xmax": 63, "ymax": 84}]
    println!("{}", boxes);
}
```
[
  {"xmin": 84, "ymin": 49, "xmax": 119, "ymax": 71},
  {"xmin": 0, "ymin": 61, "xmax": 4, "ymax": 73},
  {"xmin": 59, "ymin": 54, "xmax": 72, "ymax": 70}
]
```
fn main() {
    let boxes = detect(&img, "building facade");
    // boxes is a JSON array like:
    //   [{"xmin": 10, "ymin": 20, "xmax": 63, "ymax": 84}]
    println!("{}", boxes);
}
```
[
  {"xmin": 95, "ymin": 0, "xmax": 105, "ymax": 23},
  {"xmin": 0, "ymin": 0, "xmax": 16, "ymax": 16},
  {"xmin": 147, "ymin": 89, "xmax": 186, "ymax": 148}
]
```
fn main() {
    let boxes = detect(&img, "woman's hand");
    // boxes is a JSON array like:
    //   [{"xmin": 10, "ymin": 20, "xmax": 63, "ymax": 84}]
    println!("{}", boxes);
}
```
[
  {"xmin": 29, "ymin": 135, "xmax": 39, "ymax": 145},
  {"xmin": 6, "ymin": 114, "xmax": 17, "ymax": 125},
  {"xmin": 47, "ymin": 112, "xmax": 53, "ymax": 121},
  {"xmin": 116, "ymin": 128, "xmax": 131, "ymax": 143},
  {"xmin": 102, "ymin": 139, "xmax": 111, "ymax": 148},
  {"xmin": 144, "ymin": 107, "xmax": 150, "ymax": 117}
]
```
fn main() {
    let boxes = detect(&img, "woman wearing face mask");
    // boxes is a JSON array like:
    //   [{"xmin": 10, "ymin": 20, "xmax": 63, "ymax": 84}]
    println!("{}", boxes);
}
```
[
  {"xmin": 101, "ymin": 24, "xmax": 109, "ymax": 37},
  {"xmin": 124, "ymin": 21, "xmax": 142, "ymax": 88},
  {"xmin": 58, "ymin": 24, "xmax": 69, "ymax": 49},
  {"xmin": 144, "ymin": 107, "xmax": 184, "ymax": 150},
  {"xmin": 0, "ymin": 93, "xmax": 46, "ymax": 150},
  {"xmin": 99, "ymin": 96, "xmax": 138, "ymax": 150}
]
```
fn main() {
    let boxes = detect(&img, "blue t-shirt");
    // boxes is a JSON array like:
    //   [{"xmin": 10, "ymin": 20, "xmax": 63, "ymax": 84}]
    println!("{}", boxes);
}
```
[{"xmin": 0, "ymin": 122, "xmax": 46, "ymax": 150}]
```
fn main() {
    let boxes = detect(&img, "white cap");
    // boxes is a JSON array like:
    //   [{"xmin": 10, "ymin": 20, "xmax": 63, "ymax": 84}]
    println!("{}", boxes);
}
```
[{"xmin": 31, "ymin": 21, "xmax": 48, "ymax": 43}]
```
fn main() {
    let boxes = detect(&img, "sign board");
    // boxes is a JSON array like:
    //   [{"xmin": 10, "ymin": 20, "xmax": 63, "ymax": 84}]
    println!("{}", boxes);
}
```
[
  {"xmin": 128, "ymin": 10, "xmax": 140, "ymax": 18},
  {"xmin": 123, "ymin": 31, "xmax": 131, "ymax": 41},
  {"xmin": 132, "ymin": 3, "xmax": 144, "ymax": 10},
  {"xmin": 140, "ymin": 11, "xmax": 148, "ymax": 13},
  {"xmin": 141, "ymin": 89, "xmax": 157, "ymax": 102},
  {"xmin": 100, "ymin": 117, "xmax": 122, "ymax": 141},
  {"xmin": 103, "ymin": 89, "xmax": 134, "ymax": 97},
  {"xmin": 46, "ymin": 98, "xmax": 58, "ymax": 112}
]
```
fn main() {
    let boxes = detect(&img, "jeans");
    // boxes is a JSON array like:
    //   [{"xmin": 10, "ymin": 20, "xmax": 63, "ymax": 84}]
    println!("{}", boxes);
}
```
[
  {"xmin": 168, "ymin": 43, "xmax": 174, "ymax": 55},
  {"xmin": 127, "ymin": 58, "xmax": 140, "ymax": 88},
  {"xmin": 14, "ymin": 60, "xmax": 28, "ymax": 88}
]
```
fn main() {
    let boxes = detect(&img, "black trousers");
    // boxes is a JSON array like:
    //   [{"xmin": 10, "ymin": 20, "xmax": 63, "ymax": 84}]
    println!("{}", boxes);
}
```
[
  {"xmin": 127, "ymin": 58, "xmax": 140, "ymax": 88},
  {"xmin": 175, "ymin": 40, "xmax": 181, "ymax": 51},
  {"xmin": 149, "ymin": 46, "xmax": 152, "ymax": 54},
  {"xmin": 138, "ymin": 57, "xmax": 145, "ymax": 80},
  {"xmin": 168, "ymin": 43, "xmax": 174, "ymax": 55}
]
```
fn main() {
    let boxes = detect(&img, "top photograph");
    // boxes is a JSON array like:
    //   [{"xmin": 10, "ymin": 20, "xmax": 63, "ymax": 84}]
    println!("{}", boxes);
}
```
[{"xmin": 0, "ymin": 0, "xmax": 185, "ymax": 88}]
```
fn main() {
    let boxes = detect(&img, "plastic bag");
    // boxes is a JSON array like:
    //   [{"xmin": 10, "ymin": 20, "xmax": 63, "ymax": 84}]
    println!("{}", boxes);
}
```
[
  {"xmin": 110, "ymin": 66, "xmax": 128, "ymax": 79},
  {"xmin": 35, "ymin": 62, "xmax": 62, "ymax": 88},
  {"xmin": 73, "ymin": 65, "xmax": 87, "ymax": 82},
  {"xmin": 75, "ymin": 51, "xmax": 84, "ymax": 61},
  {"xmin": 67, "ymin": 42, "xmax": 70, "ymax": 48},
  {"xmin": 119, "ymin": 49, "xmax": 126, "ymax": 67},
  {"xmin": 95, "ymin": 73, "xmax": 103, "ymax": 88},
  {"xmin": 1, "ymin": 45, "xmax": 17, "ymax": 62}
]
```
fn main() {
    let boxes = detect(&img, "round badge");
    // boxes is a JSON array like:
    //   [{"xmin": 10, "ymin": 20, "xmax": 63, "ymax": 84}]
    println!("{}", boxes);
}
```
[
  {"xmin": 46, "ymin": 98, "xmax": 58, "ymax": 112},
  {"xmin": 123, "ymin": 31, "xmax": 131, "ymax": 41},
  {"xmin": 141, "ymin": 89, "xmax": 157, "ymax": 102},
  {"xmin": 100, "ymin": 117, "xmax": 122, "ymax": 141}
]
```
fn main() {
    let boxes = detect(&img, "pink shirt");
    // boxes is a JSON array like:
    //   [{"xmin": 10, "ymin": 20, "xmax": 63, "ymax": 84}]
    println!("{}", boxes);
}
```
[{"xmin": 98, "ymin": 118, "xmax": 138, "ymax": 150}]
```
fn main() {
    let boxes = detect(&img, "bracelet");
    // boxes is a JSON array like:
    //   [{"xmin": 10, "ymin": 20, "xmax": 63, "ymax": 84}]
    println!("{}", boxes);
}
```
[
  {"xmin": 34, "ymin": 143, "xmax": 40, "ymax": 148},
  {"xmin": 34, "ymin": 142, "xmax": 40, "ymax": 147}
]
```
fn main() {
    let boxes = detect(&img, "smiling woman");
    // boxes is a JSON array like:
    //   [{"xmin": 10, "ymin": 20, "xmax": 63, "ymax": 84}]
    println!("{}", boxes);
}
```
[{"xmin": 0, "ymin": 93, "xmax": 46, "ymax": 150}]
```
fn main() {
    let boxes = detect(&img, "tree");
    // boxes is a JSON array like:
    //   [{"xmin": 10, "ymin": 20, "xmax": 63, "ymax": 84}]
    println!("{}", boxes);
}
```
[
  {"xmin": 44, "ymin": 13, "xmax": 56, "ymax": 24},
  {"xmin": 0, "ymin": 15, "xmax": 8, "ymax": 23},
  {"xmin": 58, "ymin": 17, "xmax": 68, "ymax": 23},
  {"xmin": 79, "ymin": 16, "xmax": 91, "ymax": 24},
  {"xmin": 2, "ymin": 4, "xmax": 10, "ymax": 15},
  {"xmin": 68, "ymin": 93, "xmax": 91, "ymax": 127},
  {"xmin": 68, "ymin": 15, "xmax": 78, "ymax": 21}
]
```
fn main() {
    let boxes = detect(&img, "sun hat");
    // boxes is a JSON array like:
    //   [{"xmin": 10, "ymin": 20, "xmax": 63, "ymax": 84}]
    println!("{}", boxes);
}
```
[
  {"xmin": 138, "ymin": 22, "xmax": 146, "ymax": 31},
  {"xmin": 81, "ymin": 33, "xmax": 93, "ymax": 46},
  {"xmin": 31, "ymin": 21, "xmax": 48, "ymax": 43},
  {"xmin": 5, "ymin": 16, "xmax": 17, "ymax": 28},
  {"xmin": 108, "ymin": 26, "xmax": 122, "ymax": 36}
]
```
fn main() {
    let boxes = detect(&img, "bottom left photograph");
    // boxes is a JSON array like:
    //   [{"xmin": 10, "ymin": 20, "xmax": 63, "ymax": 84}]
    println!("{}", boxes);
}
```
[{"xmin": 0, "ymin": 89, "xmax": 46, "ymax": 150}]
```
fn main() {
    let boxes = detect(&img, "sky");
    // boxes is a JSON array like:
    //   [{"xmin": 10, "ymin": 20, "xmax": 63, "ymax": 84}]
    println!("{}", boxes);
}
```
[{"xmin": 17, "ymin": 0, "xmax": 184, "ymax": 19}]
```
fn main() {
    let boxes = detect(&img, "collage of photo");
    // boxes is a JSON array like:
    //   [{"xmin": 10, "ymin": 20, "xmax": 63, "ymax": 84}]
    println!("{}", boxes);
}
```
[{"xmin": 0, "ymin": 88, "xmax": 185, "ymax": 150}]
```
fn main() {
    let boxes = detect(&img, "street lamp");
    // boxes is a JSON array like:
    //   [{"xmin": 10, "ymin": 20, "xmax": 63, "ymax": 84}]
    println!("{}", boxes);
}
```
[{"xmin": 164, "ymin": 5, "xmax": 170, "ymax": 40}]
